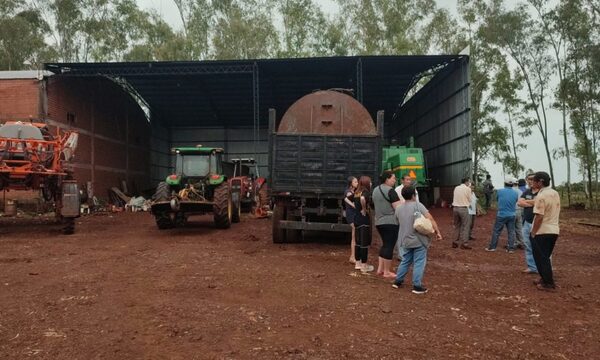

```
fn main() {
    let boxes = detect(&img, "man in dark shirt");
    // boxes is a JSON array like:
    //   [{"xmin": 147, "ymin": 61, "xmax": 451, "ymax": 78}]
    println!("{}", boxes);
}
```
[
  {"xmin": 482, "ymin": 174, "xmax": 494, "ymax": 210},
  {"xmin": 517, "ymin": 173, "xmax": 538, "ymax": 273}
]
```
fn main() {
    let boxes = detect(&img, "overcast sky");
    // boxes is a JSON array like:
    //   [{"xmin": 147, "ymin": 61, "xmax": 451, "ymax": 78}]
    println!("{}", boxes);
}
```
[{"xmin": 136, "ymin": 0, "xmax": 576, "ymax": 186}]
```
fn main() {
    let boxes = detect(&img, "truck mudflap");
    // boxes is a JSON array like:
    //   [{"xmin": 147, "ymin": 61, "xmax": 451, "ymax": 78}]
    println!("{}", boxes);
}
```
[{"xmin": 279, "ymin": 220, "xmax": 352, "ymax": 232}]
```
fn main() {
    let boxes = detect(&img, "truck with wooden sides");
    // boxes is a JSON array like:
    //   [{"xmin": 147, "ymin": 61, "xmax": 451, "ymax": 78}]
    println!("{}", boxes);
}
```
[{"xmin": 268, "ymin": 90, "xmax": 383, "ymax": 243}]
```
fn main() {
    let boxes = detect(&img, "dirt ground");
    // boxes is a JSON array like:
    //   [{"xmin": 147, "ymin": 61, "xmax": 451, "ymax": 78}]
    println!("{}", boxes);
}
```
[{"xmin": 0, "ymin": 208, "xmax": 599, "ymax": 359}]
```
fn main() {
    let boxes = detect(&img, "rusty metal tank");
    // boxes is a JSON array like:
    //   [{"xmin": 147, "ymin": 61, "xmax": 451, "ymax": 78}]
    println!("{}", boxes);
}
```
[{"xmin": 277, "ymin": 90, "xmax": 377, "ymax": 135}]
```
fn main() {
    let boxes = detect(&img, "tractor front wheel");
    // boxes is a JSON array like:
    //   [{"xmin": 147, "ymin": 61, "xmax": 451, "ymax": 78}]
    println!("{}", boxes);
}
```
[
  {"xmin": 155, "ymin": 213, "xmax": 174, "ymax": 229},
  {"xmin": 63, "ymin": 217, "xmax": 75, "ymax": 235},
  {"xmin": 213, "ymin": 183, "xmax": 232, "ymax": 229}
]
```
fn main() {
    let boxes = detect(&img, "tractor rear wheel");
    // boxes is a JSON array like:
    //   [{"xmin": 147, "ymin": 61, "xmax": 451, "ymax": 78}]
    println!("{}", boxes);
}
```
[
  {"xmin": 152, "ymin": 181, "xmax": 171, "ymax": 201},
  {"xmin": 153, "ymin": 182, "xmax": 174, "ymax": 229},
  {"xmin": 213, "ymin": 183, "xmax": 232, "ymax": 229}
]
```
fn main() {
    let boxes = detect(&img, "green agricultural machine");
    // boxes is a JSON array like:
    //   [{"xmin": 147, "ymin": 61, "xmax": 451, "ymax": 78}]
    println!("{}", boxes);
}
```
[
  {"xmin": 382, "ymin": 142, "xmax": 431, "ymax": 204},
  {"xmin": 150, "ymin": 146, "xmax": 236, "ymax": 229}
]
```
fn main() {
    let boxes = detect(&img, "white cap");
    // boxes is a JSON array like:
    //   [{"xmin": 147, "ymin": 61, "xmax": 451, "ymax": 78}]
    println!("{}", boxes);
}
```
[{"xmin": 504, "ymin": 176, "xmax": 514, "ymax": 184}]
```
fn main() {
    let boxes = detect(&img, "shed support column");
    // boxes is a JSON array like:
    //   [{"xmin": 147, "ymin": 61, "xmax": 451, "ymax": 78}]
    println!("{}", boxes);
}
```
[
  {"xmin": 126, "ymin": 110, "xmax": 130, "ymax": 185},
  {"xmin": 253, "ymin": 62, "xmax": 259, "ymax": 170},
  {"xmin": 356, "ymin": 58, "xmax": 363, "ymax": 104}
]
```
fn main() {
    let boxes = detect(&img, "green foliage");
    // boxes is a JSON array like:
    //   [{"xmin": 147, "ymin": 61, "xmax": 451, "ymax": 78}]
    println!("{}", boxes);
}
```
[{"xmin": 0, "ymin": 2, "xmax": 52, "ymax": 69}]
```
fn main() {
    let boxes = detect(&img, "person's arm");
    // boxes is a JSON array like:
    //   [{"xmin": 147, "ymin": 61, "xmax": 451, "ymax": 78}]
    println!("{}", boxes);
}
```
[
  {"xmin": 531, "ymin": 196, "xmax": 545, "ymax": 237},
  {"xmin": 530, "ymin": 214, "xmax": 543, "ymax": 237},
  {"xmin": 344, "ymin": 194, "xmax": 356, "ymax": 209},
  {"xmin": 424, "ymin": 212, "xmax": 443, "ymax": 240},
  {"xmin": 517, "ymin": 198, "xmax": 534, "ymax": 208},
  {"xmin": 388, "ymin": 188, "xmax": 402, "ymax": 209},
  {"xmin": 360, "ymin": 196, "xmax": 367, "ymax": 216}
]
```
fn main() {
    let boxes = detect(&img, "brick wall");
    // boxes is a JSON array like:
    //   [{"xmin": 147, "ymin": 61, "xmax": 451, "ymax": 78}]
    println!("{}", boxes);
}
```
[
  {"xmin": 0, "ymin": 79, "xmax": 40, "ymax": 121},
  {"xmin": 44, "ymin": 76, "xmax": 151, "ymax": 200}
]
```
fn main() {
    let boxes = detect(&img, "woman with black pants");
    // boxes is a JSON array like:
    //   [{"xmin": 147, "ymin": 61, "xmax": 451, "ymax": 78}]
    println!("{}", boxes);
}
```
[
  {"xmin": 372, "ymin": 171, "xmax": 401, "ymax": 278},
  {"xmin": 344, "ymin": 177, "xmax": 358, "ymax": 263},
  {"xmin": 354, "ymin": 176, "xmax": 373, "ymax": 273}
]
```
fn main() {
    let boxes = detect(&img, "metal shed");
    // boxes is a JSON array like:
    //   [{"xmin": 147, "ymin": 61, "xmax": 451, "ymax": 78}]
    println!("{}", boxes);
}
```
[{"xmin": 45, "ymin": 55, "xmax": 471, "ymax": 189}]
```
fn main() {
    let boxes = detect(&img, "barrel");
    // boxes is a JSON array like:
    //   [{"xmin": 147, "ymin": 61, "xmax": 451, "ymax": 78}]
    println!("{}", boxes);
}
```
[{"xmin": 4, "ymin": 199, "xmax": 17, "ymax": 216}]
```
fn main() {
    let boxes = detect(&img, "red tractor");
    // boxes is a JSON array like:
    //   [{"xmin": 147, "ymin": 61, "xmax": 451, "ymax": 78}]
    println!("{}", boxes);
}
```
[
  {"xmin": 227, "ymin": 158, "xmax": 270, "ymax": 221},
  {"xmin": 0, "ymin": 121, "xmax": 80, "ymax": 234}
]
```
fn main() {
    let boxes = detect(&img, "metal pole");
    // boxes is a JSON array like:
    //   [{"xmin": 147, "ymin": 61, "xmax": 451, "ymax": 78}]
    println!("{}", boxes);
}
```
[
  {"xmin": 356, "ymin": 58, "xmax": 363, "ymax": 104},
  {"xmin": 253, "ymin": 62, "xmax": 260, "ymax": 177}
]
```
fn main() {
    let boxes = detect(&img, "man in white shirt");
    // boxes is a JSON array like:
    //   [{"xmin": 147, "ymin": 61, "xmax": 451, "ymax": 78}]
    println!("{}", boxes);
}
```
[
  {"xmin": 395, "ymin": 174, "xmax": 419, "ymax": 204},
  {"xmin": 452, "ymin": 178, "xmax": 473, "ymax": 249}
]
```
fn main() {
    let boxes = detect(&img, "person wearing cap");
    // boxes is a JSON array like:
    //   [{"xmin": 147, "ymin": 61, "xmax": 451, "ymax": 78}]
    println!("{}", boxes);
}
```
[
  {"xmin": 451, "ymin": 177, "xmax": 473, "ymax": 249},
  {"xmin": 530, "ymin": 171, "xmax": 560, "ymax": 291},
  {"xmin": 518, "ymin": 178, "xmax": 527, "ymax": 193},
  {"xmin": 485, "ymin": 177, "xmax": 519, "ymax": 252},
  {"xmin": 512, "ymin": 178, "xmax": 525, "ymax": 249}
]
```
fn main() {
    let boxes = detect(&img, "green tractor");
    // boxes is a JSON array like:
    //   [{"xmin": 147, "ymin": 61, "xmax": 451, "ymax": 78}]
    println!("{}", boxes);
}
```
[
  {"xmin": 150, "ymin": 146, "xmax": 237, "ymax": 229},
  {"xmin": 382, "ymin": 142, "xmax": 432, "ymax": 205}
]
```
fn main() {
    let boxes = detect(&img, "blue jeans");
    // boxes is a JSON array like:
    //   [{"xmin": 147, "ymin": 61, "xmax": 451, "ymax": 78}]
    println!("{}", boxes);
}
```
[
  {"xmin": 395, "ymin": 246, "xmax": 428, "ymax": 287},
  {"xmin": 488, "ymin": 215, "xmax": 516, "ymax": 250},
  {"xmin": 522, "ymin": 221, "xmax": 538, "ymax": 272}
]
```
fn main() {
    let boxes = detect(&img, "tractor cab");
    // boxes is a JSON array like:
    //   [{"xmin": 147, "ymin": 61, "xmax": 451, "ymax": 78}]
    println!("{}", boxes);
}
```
[{"xmin": 166, "ymin": 146, "xmax": 225, "ymax": 188}]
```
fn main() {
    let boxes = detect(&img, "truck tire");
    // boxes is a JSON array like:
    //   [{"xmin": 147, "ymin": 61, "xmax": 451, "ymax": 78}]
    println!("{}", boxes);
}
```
[
  {"xmin": 153, "ymin": 181, "xmax": 174, "ymax": 229},
  {"xmin": 272, "ymin": 201, "xmax": 286, "ymax": 243},
  {"xmin": 286, "ymin": 211, "xmax": 302, "ymax": 243},
  {"xmin": 231, "ymin": 191, "xmax": 241, "ymax": 223},
  {"xmin": 213, "ymin": 183, "xmax": 232, "ymax": 229}
]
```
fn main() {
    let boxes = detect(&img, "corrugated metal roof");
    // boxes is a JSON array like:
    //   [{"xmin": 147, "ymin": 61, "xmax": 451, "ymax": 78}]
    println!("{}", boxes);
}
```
[
  {"xmin": 0, "ymin": 70, "xmax": 53, "ymax": 80},
  {"xmin": 45, "ymin": 56, "xmax": 464, "ymax": 128}
]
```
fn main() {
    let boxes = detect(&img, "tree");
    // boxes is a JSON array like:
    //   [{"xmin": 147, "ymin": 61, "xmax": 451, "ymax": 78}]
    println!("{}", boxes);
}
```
[
  {"xmin": 480, "ymin": 2, "xmax": 557, "ymax": 187},
  {"xmin": 457, "ymin": 0, "xmax": 509, "ymax": 184},
  {"xmin": 528, "ymin": 0, "xmax": 573, "ymax": 204},
  {"xmin": 211, "ymin": 0, "xmax": 279, "ymax": 60},
  {"xmin": 336, "ymin": 0, "xmax": 440, "ymax": 55},
  {"xmin": 173, "ymin": 0, "xmax": 212, "ymax": 60},
  {"xmin": 492, "ymin": 60, "xmax": 527, "ymax": 177},
  {"xmin": 559, "ymin": 0, "xmax": 600, "ymax": 206},
  {"xmin": 0, "ymin": 2, "xmax": 52, "ymax": 70}
]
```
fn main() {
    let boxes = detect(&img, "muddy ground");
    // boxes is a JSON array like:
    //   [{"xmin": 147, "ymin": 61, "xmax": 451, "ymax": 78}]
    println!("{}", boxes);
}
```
[{"xmin": 0, "ymin": 208, "xmax": 599, "ymax": 359}]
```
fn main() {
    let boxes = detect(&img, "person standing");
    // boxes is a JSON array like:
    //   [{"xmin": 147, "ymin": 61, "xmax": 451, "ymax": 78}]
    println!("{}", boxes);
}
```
[
  {"xmin": 530, "ymin": 171, "xmax": 560, "ymax": 291},
  {"xmin": 485, "ymin": 178, "xmax": 519, "ymax": 253},
  {"xmin": 372, "ymin": 171, "xmax": 402, "ymax": 278},
  {"xmin": 468, "ymin": 183, "xmax": 477, "ymax": 240},
  {"xmin": 392, "ymin": 186, "xmax": 442, "ymax": 294},
  {"xmin": 483, "ymin": 174, "xmax": 494, "ymax": 209},
  {"xmin": 344, "ymin": 177, "xmax": 358, "ymax": 263},
  {"xmin": 353, "ymin": 176, "xmax": 374, "ymax": 273},
  {"xmin": 518, "ymin": 173, "xmax": 538, "ymax": 274},
  {"xmin": 395, "ymin": 174, "xmax": 419, "ymax": 204},
  {"xmin": 452, "ymin": 178, "xmax": 473, "ymax": 249},
  {"xmin": 394, "ymin": 173, "xmax": 419, "ymax": 260},
  {"xmin": 518, "ymin": 178, "xmax": 527, "ymax": 193},
  {"xmin": 513, "ymin": 179, "xmax": 525, "ymax": 249}
]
